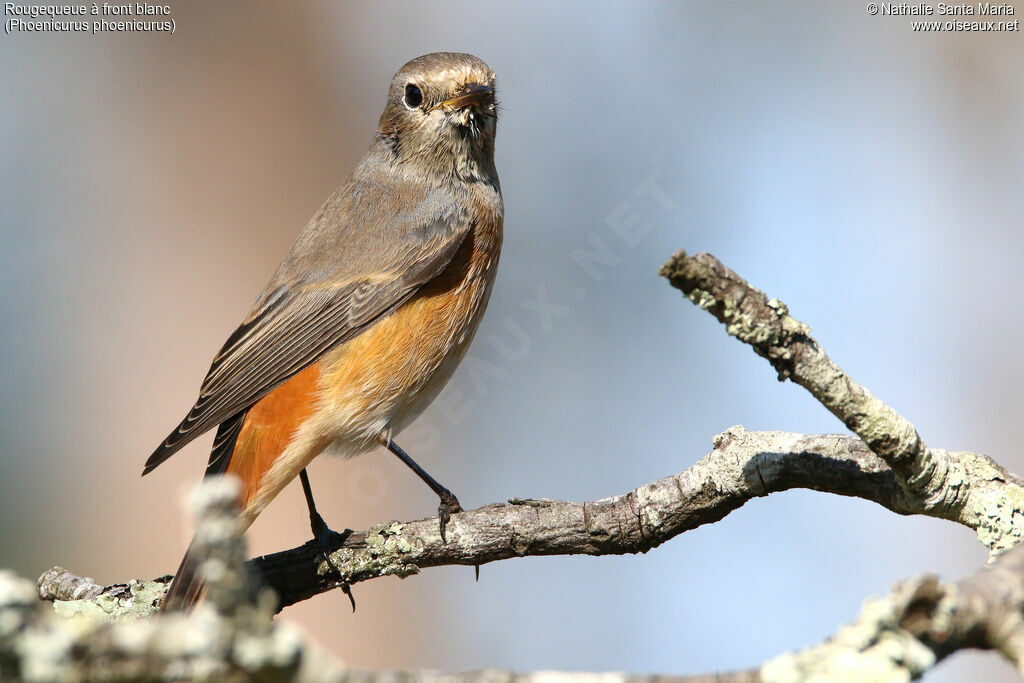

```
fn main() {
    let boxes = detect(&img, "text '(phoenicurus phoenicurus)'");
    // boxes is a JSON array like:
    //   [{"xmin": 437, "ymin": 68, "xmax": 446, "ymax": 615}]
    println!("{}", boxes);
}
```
[{"xmin": 144, "ymin": 52, "xmax": 503, "ymax": 611}]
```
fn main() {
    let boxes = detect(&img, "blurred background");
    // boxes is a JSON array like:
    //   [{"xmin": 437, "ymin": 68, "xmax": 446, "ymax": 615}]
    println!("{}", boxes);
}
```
[{"xmin": 2, "ymin": 1, "xmax": 1022, "ymax": 680}]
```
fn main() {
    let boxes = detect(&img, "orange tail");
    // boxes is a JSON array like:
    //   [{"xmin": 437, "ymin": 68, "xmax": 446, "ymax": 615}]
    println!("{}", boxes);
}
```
[{"xmin": 161, "ymin": 363, "xmax": 324, "ymax": 612}]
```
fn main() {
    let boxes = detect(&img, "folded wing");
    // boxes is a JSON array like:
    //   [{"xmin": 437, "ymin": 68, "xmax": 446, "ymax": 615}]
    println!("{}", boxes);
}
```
[{"xmin": 143, "ymin": 181, "xmax": 472, "ymax": 475}]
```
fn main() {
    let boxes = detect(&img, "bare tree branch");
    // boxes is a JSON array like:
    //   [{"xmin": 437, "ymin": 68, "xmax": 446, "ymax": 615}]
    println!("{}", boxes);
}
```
[
  {"xmin": 3, "ymin": 476, "xmax": 762, "ymax": 680},
  {"xmin": 10, "ymin": 248, "xmax": 1024, "ymax": 681},
  {"xmin": 251, "ymin": 429, "xmax": 927, "ymax": 610},
  {"xmin": 20, "ymin": 473, "xmax": 1024, "ymax": 682},
  {"xmin": 38, "ymin": 430, "xmax": 923, "ymax": 612},
  {"xmin": 38, "ymin": 567, "xmax": 105, "ymax": 602},
  {"xmin": 660, "ymin": 250, "xmax": 1024, "ymax": 557}
]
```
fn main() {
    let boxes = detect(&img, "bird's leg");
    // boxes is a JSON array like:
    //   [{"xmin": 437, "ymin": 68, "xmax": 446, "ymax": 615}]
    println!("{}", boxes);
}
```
[
  {"xmin": 376, "ymin": 430, "xmax": 462, "ymax": 543},
  {"xmin": 298, "ymin": 468, "xmax": 355, "ymax": 611},
  {"xmin": 299, "ymin": 468, "xmax": 340, "ymax": 545}
]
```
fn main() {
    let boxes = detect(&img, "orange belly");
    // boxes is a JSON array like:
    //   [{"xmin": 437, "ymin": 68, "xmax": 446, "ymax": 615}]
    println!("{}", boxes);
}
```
[
  {"xmin": 318, "ymin": 229, "xmax": 499, "ymax": 438},
  {"xmin": 226, "ymin": 361, "xmax": 324, "ymax": 512}
]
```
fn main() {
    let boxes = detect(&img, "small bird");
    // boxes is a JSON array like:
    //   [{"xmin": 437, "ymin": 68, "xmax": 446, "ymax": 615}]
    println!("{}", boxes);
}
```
[{"xmin": 143, "ymin": 52, "xmax": 502, "ymax": 611}]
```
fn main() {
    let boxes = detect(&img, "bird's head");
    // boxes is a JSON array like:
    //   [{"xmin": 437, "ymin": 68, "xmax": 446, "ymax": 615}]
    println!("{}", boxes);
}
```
[{"xmin": 378, "ymin": 52, "xmax": 498, "ymax": 183}]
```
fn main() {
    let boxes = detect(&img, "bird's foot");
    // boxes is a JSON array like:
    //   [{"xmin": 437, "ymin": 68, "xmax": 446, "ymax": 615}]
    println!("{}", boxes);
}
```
[
  {"xmin": 437, "ymin": 489, "xmax": 463, "ymax": 544},
  {"xmin": 309, "ymin": 511, "xmax": 356, "ymax": 612}
]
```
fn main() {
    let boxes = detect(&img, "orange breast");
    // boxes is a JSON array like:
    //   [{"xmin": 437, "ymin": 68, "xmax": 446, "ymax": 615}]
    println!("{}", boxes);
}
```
[
  {"xmin": 317, "ymin": 215, "xmax": 502, "ymax": 436},
  {"xmin": 227, "ymin": 362, "xmax": 323, "ymax": 510}
]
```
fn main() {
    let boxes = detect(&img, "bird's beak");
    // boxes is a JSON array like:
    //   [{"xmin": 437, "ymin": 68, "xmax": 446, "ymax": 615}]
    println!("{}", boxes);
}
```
[{"xmin": 435, "ymin": 84, "xmax": 494, "ymax": 111}]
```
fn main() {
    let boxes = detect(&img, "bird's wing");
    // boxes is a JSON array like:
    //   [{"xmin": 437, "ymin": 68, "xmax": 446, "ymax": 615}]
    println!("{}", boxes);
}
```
[{"xmin": 143, "ymin": 179, "xmax": 472, "ymax": 475}]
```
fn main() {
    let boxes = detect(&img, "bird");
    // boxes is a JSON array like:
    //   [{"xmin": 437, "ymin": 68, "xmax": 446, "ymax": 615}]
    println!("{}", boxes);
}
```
[{"xmin": 143, "ymin": 52, "xmax": 503, "ymax": 611}]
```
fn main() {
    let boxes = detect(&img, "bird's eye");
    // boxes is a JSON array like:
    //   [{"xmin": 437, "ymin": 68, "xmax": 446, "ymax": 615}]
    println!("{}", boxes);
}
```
[{"xmin": 404, "ymin": 83, "xmax": 423, "ymax": 109}]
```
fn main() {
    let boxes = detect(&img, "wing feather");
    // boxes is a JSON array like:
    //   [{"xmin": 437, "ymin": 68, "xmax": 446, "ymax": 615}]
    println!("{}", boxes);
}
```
[{"xmin": 143, "ymin": 180, "xmax": 472, "ymax": 475}]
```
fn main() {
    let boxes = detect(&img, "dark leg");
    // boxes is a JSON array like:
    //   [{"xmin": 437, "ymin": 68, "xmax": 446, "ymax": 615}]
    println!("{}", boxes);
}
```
[
  {"xmin": 299, "ymin": 468, "xmax": 337, "ymax": 544},
  {"xmin": 376, "ymin": 432, "xmax": 462, "ymax": 543},
  {"xmin": 298, "ymin": 469, "xmax": 355, "ymax": 611}
]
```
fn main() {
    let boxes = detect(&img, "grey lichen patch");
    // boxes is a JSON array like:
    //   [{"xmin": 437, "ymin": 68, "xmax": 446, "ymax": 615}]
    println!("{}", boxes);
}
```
[
  {"xmin": 508, "ymin": 497, "xmax": 553, "ymax": 507},
  {"xmin": 976, "ymin": 494, "xmax": 1024, "ymax": 558},
  {"xmin": 656, "ymin": 249, "xmax": 689, "ymax": 280},
  {"xmin": 718, "ymin": 296, "xmax": 739, "ymax": 321},
  {"xmin": 50, "ymin": 579, "xmax": 165, "ymax": 622},
  {"xmin": 779, "ymin": 314, "xmax": 810, "ymax": 338},
  {"xmin": 687, "ymin": 288, "xmax": 716, "ymax": 312},
  {"xmin": 52, "ymin": 599, "xmax": 109, "ymax": 621},
  {"xmin": 767, "ymin": 298, "xmax": 789, "ymax": 317},
  {"xmin": 943, "ymin": 452, "xmax": 1024, "ymax": 557},
  {"xmin": 333, "ymin": 521, "xmax": 420, "ymax": 581},
  {"xmin": 960, "ymin": 451, "xmax": 1016, "ymax": 487}
]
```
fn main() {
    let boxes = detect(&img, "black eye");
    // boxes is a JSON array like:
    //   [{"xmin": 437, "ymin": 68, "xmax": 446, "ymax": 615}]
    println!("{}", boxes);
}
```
[{"xmin": 404, "ymin": 83, "xmax": 423, "ymax": 108}]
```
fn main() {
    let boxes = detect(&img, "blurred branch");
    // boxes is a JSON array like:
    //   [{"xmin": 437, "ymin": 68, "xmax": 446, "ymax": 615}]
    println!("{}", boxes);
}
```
[
  {"xmin": 660, "ymin": 250, "xmax": 1024, "ymax": 557},
  {"xmin": 10, "ymin": 477, "xmax": 765, "ymax": 681},
  {"xmin": 764, "ymin": 542, "xmax": 1024, "ymax": 680},
  {"xmin": 3, "ymin": 478, "xmax": 334, "ymax": 681},
  {"xmin": 334, "ymin": 672, "xmax": 761, "ymax": 683}
]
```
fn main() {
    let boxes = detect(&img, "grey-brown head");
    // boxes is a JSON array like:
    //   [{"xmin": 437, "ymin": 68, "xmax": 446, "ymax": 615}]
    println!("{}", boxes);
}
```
[{"xmin": 378, "ymin": 52, "xmax": 498, "ymax": 183}]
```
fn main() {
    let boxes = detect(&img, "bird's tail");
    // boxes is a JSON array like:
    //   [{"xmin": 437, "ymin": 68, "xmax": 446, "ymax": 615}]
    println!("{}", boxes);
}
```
[
  {"xmin": 160, "ymin": 411, "xmax": 249, "ymax": 613},
  {"xmin": 161, "ymin": 540, "xmax": 206, "ymax": 611},
  {"xmin": 160, "ymin": 363, "xmax": 325, "ymax": 612}
]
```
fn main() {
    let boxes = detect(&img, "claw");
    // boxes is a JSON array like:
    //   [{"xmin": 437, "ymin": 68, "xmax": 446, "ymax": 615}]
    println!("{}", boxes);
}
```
[
  {"xmin": 437, "ymin": 489, "xmax": 462, "ymax": 543},
  {"xmin": 438, "ymin": 502, "xmax": 451, "ymax": 543},
  {"xmin": 299, "ymin": 469, "xmax": 355, "ymax": 609},
  {"xmin": 316, "ymin": 543, "xmax": 356, "ymax": 611},
  {"xmin": 342, "ymin": 582, "xmax": 356, "ymax": 612},
  {"xmin": 308, "ymin": 511, "xmax": 354, "ymax": 609},
  {"xmin": 379, "ymin": 436, "xmax": 466, "ymax": 544}
]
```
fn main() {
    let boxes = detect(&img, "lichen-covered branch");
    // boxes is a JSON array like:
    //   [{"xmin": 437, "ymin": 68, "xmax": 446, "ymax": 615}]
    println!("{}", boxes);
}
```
[
  {"xmin": 660, "ymin": 250, "xmax": 1024, "ymax": 556},
  {"xmin": 43, "ymin": 429, "xmax": 929, "ymax": 614},
  {"xmin": 251, "ymin": 428, "xmax": 929, "ymax": 610}
]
